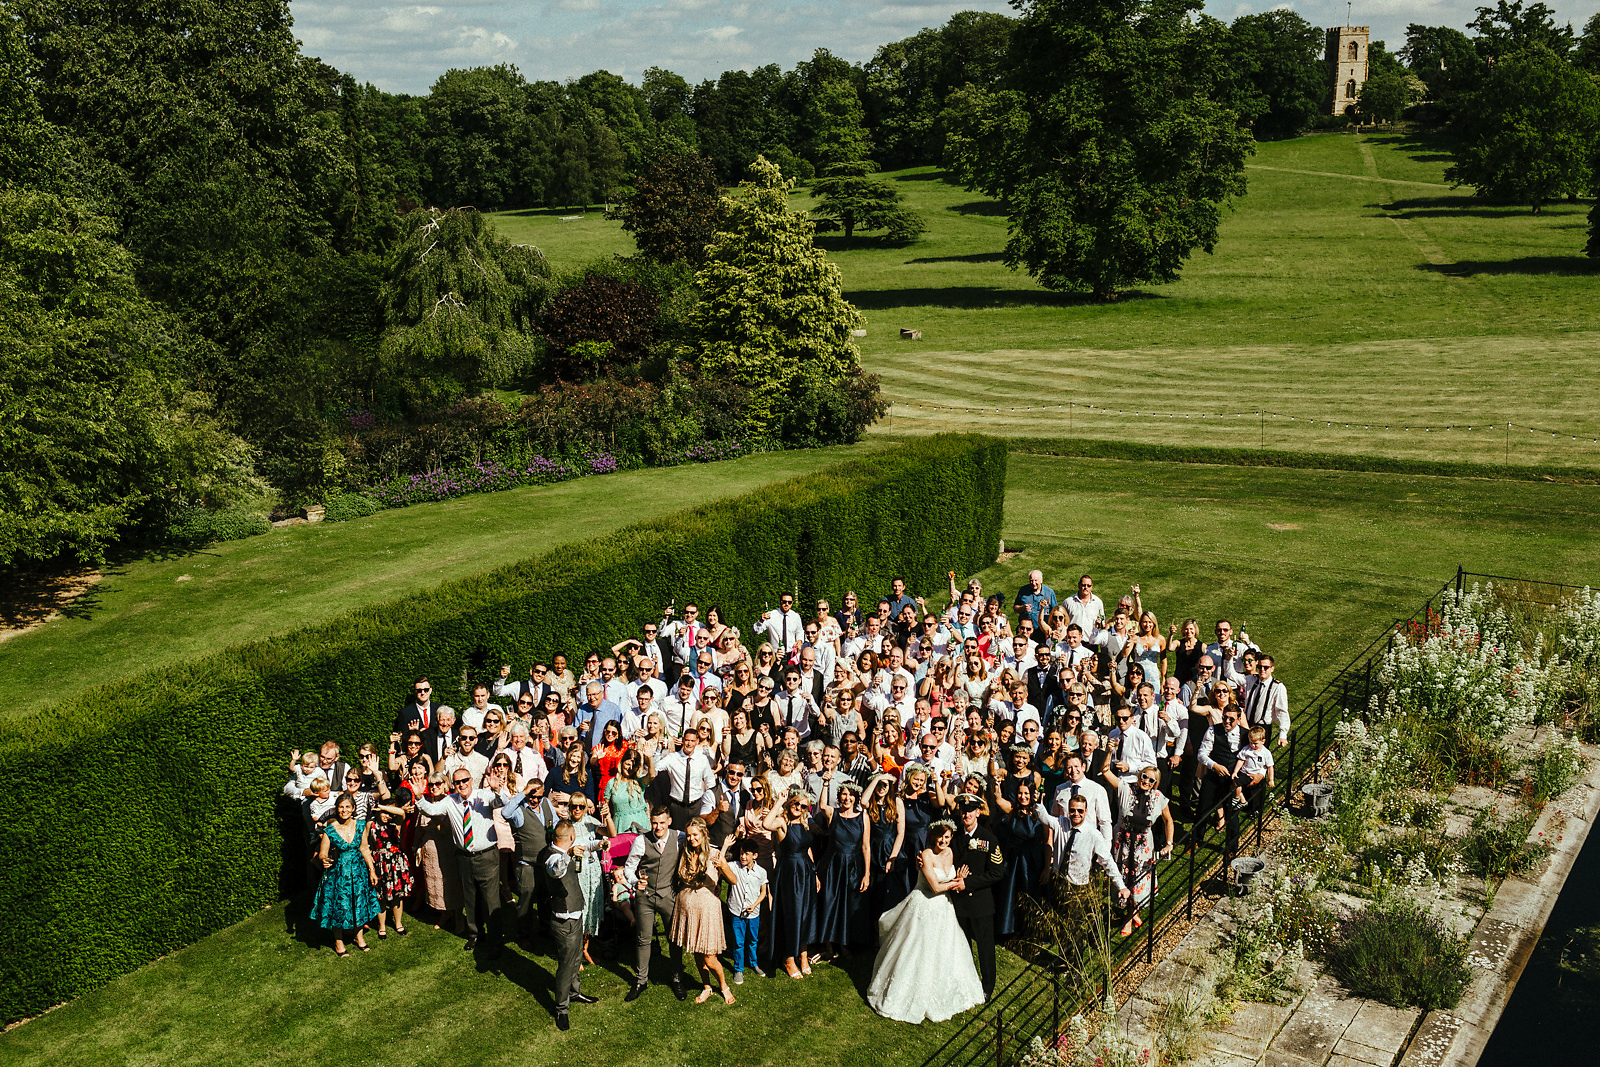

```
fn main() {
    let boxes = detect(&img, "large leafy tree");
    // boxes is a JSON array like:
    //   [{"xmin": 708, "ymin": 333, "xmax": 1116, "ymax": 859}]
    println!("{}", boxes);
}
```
[
  {"xmin": 1220, "ymin": 11, "xmax": 1325, "ymax": 140},
  {"xmin": 378, "ymin": 208, "xmax": 552, "ymax": 410},
  {"xmin": 0, "ymin": 190, "xmax": 256, "ymax": 567},
  {"xmin": 1446, "ymin": 46, "xmax": 1600, "ymax": 212},
  {"xmin": 947, "ymin": 0, "xmax": 1253, "ymax": 301},
  {"xmin": 810, "ymin": 161, "xmax": 925, "ymax": 241},
  {"xmin": 692, "ymin": 157, "xmax": 876, "ymax": 436},
  {"xmin": 610, "ymin": 152, "xmax": 727, "ymax": 265}
]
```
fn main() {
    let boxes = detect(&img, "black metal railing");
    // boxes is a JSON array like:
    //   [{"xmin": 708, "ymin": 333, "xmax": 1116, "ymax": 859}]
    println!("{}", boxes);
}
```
[{"xmin": 920, "ymin": 567, "xmax": 1576, "ymax": 1067}]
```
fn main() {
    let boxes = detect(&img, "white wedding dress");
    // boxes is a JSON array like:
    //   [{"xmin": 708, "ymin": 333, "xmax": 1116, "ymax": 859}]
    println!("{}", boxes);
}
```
[{"xmin": 866, "ymin": 862, "xmax": 986, "ymax": 1024}]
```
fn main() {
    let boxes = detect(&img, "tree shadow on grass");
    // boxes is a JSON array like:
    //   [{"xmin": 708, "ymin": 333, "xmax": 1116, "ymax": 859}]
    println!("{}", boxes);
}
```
[
  {"xmin": 814, "ymin": 234, "xmax": 926, "ymax": 254},
  {"xmin": 848, "ymin": 286, "xmax": 1163, "ymax": 312},
  {"xmin": 1419, "ymin": 257, "xmax": 1600, "ymax": 277},
  {"xmin": 1382, "ymin": 196, "xmax": 1568, "ymax": 220},
  {"xmin": 906, "ymin": 252, "xmax": 1007, "ymax": 265},
  {"xmin": 1364, "ymin": 129, "xmax": 1457, "ymax": 165},
  {"xmin": 947, "ymin": 200, "xmax": 1009, "ymax": 217}
]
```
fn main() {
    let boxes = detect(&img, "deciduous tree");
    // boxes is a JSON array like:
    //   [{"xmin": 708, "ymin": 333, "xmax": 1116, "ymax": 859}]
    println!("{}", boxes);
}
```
[
  {"xmin": 378, "ymin": 208, "xmax": 551, "ymax": 409},
  {"xmin": 1446, "ymin": 46, "xmax": 1600, "ymax": 212},
  {"xmin": 946, "ymin": 0, "xmax": 1253, "ymax": 301},
  {"xmin": 609, "ymin": 152, "xmax": 726, "ymax": 265}
]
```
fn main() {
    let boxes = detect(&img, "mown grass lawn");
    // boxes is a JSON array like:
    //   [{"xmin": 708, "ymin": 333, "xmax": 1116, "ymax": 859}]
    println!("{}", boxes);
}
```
[
  {"xmin": 489, "ymin": 131, "xmax": 1600, "ymax": 468},
  {"xmin": 0, "ymin": 447, "xmax": 873, "ymax": 719}
]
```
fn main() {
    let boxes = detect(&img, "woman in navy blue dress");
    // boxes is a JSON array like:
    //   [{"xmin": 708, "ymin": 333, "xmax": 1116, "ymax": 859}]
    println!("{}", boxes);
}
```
[
  {"xmin": 888, "ymin": 764, "xmax": 943, "ymax": 905},
  {"xmin": 815, "ymin": 780, "xmax": 872, "ymax": 956},
  {"xmin": 865, "ymin": 773, "xmax": 906, "ymax": 917},
  {"xmin": 763, "ymin": 790, "xmax": 820, "ymax": 978},
  {"xmin": 993, "ymin": 780, "xmax": 1048, "ymax": 938}
]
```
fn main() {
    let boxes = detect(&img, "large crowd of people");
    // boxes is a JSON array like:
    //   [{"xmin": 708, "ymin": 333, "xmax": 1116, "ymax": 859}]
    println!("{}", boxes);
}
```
[{"xmin": 283, "ymin": 569, "xmax": 1288, "ymax": 1028}]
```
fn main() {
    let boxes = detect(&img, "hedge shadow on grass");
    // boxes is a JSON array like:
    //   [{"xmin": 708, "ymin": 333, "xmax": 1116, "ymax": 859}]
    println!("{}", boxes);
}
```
[{"xmin": 0, "ymin": 434, "xmax": 1007, "ymax": 1025}]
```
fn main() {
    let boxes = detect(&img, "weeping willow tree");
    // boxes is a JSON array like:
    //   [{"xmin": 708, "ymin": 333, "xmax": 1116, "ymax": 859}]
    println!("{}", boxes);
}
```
[{"xmin": 378, "ymin": 207, "xmax": 552, "ymax": 410}]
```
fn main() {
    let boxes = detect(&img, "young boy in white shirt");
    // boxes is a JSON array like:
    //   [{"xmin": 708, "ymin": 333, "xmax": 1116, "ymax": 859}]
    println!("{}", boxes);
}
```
[
  {"xmin": 1229, "ymin": 726, "xmax": 1275, "ymax": 810},
  {"xmin": 726, "ymin": 838, "xmax": 770, "ymax": 983}
]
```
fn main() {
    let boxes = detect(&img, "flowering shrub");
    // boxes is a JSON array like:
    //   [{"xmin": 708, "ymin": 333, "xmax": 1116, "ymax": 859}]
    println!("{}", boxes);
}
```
[{"xmin": 369, "ymin": 456, "xmax": 586, "ymax": 507}]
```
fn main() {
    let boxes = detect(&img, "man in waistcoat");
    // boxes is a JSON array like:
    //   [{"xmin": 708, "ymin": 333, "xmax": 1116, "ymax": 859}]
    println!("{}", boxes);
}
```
[
  {"xmin": 949, "ymin": 795, "xmax": 1005, "ymax": 999},
  {"xmin": 621, "ymin": 806, "xmax": 687, "ymax": 1001},
  {"xmin": 544, "ymin": 819, "xmax": 600, "ymax": 1029},
  {"xmin": 501, "ymin": 776, "xmax": 550, "ymax": 949},
  {"xmin": 1197, "ymin": 706, "xmax": 1250, "ymax": 858}
]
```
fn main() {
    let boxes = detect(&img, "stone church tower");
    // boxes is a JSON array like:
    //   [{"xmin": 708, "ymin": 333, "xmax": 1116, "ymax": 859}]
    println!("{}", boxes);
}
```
[{"xmin": 1326, "ymin": 25, "xmax": 1370, "ymax": 115}]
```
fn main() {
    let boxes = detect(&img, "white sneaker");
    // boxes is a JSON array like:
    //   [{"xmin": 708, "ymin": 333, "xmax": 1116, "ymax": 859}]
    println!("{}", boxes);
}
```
[{"xmin": 733, "ymin": 971, "xmax": 744, "ymax": 985}]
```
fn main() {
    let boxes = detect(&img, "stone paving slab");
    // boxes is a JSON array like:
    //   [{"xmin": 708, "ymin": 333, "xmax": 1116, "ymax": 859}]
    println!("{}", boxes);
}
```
[
  {"xmin": 1204, "ymin": 1002, "xmax": 1291, "ymax": 1061},
  {"xmin": 1330, "ymin": 1037, "xmax": 1396, "ymax": 1067},
  {"xmin": 1264, "ymin": 1049, "xmax": 1325, "ymax": 1067},
  {"xmin": 1341, "ymin": 1000, "xmax": 1416, "ymax": 1055},
  {"xmin": 1328, "ymin": 1051, "xmax": 1390, "ymax": 1067},
  {"xmin": 1269, "ymin": 975, "xmax": 1362, "ymax": 1062},
  {"xmin": 1396, "ymin": 1012, "xmax": 1463, "ymax": 1067}
]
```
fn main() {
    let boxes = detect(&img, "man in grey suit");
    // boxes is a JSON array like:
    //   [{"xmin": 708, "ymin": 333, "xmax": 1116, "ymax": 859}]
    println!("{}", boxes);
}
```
[{"xmin": 620, "ymin": 805, "xmax": 686, "ymax": 1001}]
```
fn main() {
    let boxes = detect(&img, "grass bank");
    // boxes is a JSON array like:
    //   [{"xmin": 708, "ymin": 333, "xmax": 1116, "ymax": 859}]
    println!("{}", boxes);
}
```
[{"xmin": 0, "ymin": 446, "xmax": 873, "ymax": 718}]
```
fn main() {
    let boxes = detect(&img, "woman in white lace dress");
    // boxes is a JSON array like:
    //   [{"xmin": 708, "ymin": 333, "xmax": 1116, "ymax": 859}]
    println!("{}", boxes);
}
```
[{"xmin": 867, "ymin": 819, "xmax": 986, "ymax": 1024}]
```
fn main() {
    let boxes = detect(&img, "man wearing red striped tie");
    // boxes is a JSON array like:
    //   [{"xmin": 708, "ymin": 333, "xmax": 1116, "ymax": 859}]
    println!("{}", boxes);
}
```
[{"xmin": 417, "ymin": 764, "xmax": 513, "ymax": 956}]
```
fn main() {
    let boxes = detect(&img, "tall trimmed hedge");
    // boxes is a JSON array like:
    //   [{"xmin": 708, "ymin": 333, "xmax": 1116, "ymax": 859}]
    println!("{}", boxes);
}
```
[{"xmin": 0, "ymin": 434, "xmax": 1006, "ymax": 1022}]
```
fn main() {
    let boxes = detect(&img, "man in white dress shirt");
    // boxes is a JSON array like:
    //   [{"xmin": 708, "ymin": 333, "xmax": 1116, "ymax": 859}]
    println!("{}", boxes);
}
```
[
  {"xmin": 1103, "ymin": 706, "xmax": 1158, "ymax": 809},
  {"xmin": 774, "ymin": 667, "xmax": 819, "ymax": 741},
  {"xmin": 414, "ymin": 764, "xmax": 514, "ymax": 955},
  {"xmin": 1063, "ymin": 575, "xmax": 1106, "ymax": 636},
  {"xmin": 1241, "ymin": 655, "xmax": 1290, "ymax": 747},
  {"xmin": 754, "ymin": 593, "xmax": 805, "ymax": 659},
  {"xmin": 659, "ymin": 602, "xmax": 703, "ymax": 677},
  {"xmin": 657, "ymin": 728, "xmax": 716, "ymax": 830},
  {"xmin": 544, "ymin": 820, "xmax": 600, "ymax": 1028},
  {"xmin": 1050, "ymin": 754, "xmax": 1112, "ymax": 839},
  {"xmin": 1205, "ymin": 619, "xmax": 1258, "ymax": 688},
  {"xmin": 659, "ymin": 674, "xmax": 699, "ymax": 739},
  {"xmin": 1039, "ymin": 794, "xmax": 1130, "ymax": 900}
]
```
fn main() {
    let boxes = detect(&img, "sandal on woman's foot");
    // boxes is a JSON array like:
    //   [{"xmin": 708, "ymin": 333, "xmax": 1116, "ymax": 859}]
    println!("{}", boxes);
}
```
[
  {"xmin": 695, "ymin": 986, "xmax": 714, "ymax": 1003},
  {"xmin": 722, "ymin": 989, "xmax": 736, "ymax": 1005},
  {"xmin": 335, "ymin": 947, "xmax": 350, "ymax": 957},
  {"xmin": 1133, "ymin": 915, "xmax": 1143, "ymax": 929},
  {"xmin": 786, "ymin": 966, "xmax": 803, "ymax": 979},
  {"xmin": 377, "ymin": 931, "xmax": 388, "ymax": 940},
  {"xmin": 394, "ymin": 926, "xmax": 407, "ymax": 936}
]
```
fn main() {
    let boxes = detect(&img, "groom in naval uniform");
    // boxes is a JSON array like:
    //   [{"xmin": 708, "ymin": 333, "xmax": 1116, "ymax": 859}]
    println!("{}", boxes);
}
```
[{"xmin": 949, "ymin": 795, "xmax": 1005, "ymax": 999}]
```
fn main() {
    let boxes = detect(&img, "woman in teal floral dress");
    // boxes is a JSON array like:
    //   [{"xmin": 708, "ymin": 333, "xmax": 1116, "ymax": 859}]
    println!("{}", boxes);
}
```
[{"xmin": 311, "ymin": 793, "xmax": 381, "ymax": 956}]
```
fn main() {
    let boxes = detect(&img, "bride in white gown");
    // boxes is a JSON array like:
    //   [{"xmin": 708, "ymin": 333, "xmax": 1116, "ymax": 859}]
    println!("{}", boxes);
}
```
[{"xmin": 867, "ymin": 819, "xmax": 986, "ymax": 1024}]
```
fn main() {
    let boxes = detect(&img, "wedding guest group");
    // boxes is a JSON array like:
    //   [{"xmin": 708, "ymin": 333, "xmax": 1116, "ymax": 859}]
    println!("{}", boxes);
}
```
[{"xmin": 280, "ymin": 570, "xmax": 1287, "ymax": 1027}]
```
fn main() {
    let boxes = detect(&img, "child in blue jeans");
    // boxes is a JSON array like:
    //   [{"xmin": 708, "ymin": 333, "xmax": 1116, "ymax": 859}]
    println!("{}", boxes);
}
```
[{"xmin": 727, "ymin": 837, "xmax": 770, "ymax": 983}]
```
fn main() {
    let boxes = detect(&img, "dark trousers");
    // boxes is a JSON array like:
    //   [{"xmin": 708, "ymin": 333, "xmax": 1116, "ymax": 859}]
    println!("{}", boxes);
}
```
[
  {"xmin": 634, "ymin": 885, "xmax": 680, "ymax": 985},
  {"xmin": 667, "ymin": 799, "xmax": 701, "ymax": 832},
  {"xmin": 957, "ymin": 912, "xmax": 996, "ymax": 997},
  {"xmin": 551, "ymin": 916, "xmax": 583, "ymax": 1011},
  {"xmin": 1197, "ymin": 772, "xmax": 1241, "ymax": 857},
  {"xmin": 512, "ymin": 860, "xmax": 542, "ymax": 942},
  {"xmin": 457, "ymin": 847, "xmax": 503, "ymax": 941}
]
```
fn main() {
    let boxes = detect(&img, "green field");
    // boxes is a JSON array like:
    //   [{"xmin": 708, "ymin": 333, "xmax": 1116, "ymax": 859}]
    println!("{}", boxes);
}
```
[
  {"xmin": 0, "ymin": 447, "xmax": 869, "ymax": 718},
  {"xmin": 496, "ymin": 131, "xmax": 1600, "ymax": 468},
  {"xmin": 8, "ymin": 452, "xmax": 1600, "ymax": 1065}
]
